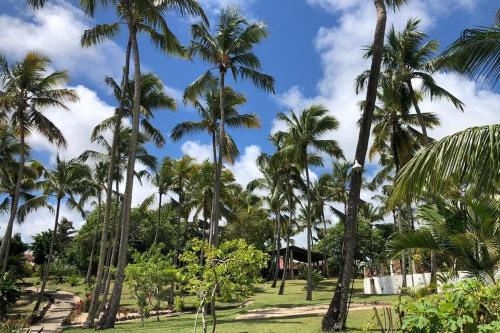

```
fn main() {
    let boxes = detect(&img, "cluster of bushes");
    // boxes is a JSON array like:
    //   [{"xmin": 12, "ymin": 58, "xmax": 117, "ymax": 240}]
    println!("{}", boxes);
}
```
[{"xmin": 399, "ymin": 278, "xmax": 500, "ymax": 333}]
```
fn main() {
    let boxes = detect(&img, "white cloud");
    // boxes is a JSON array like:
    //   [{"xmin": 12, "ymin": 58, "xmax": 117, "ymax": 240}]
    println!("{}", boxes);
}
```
[
  {"xmin": 181, "ymin": 140, "xmax": 263, "ymax": 187},
  {"xmin": 274, "ymin": 0, "xmax": 498, "ymax": 163},
  {"xmin": 181, "ymin": 140, "xmax": 214, "ymax": 162},
  {"xmin": 0, "ymin": 0, "xmax": 123, "ymax": 85},
  {"xmin": 27, "ymin": 85, "xmax": 116, "ymax": 162},
  {"xmin": 198, "ymin": 0, "xmax": 257, "ymax": 15}
]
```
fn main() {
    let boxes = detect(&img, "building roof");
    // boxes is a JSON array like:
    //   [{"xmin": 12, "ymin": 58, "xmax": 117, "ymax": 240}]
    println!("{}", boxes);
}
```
[{"xmin": 271, "ymin": 245, "xmax": 324, "ymax": 263}]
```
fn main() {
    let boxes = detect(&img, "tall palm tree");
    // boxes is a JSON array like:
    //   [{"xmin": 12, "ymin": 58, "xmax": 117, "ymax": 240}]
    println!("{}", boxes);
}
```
[
  {"xmin": 34, "ymin": 157, "xmax": 92, "ymax": 311},
  {"xmin": 0, "ymin": 52, "xmax": 77, "ymax": 272},
  {"xmin": 358, "ymin": 18, "xmax": 464, "ymax": 143},
  {"xmin": 0, "ymin": 130, "xmax": 46, "ymax": 273},
  {"xmin": 84, "ymin": 162, "xmax": 108, "ymax": 284},
  {"xmin": 247, "ymin": 152, "xmax": 286, "ymax": 288},
  {"xmin": 81, "ymin": 0, "xmax": 205, "ymax": 326},
  {"xmin": 150, "ymin": 157, "xmax": 175, "ymax": 244},
  {"xmin": 322, "ymin": 1, "xmax": 406, "ymax": 330},
  {"xmin": 439, "ymin": 10, "xmax": 500, "ymax": 89},
  {"xmin": 276, "ymin": 105, "xmax": 343, "ymax": 301},
  {"xmin": 184, "ymin": 7, "xmax": 275, "ymax": 246},
  {"xmin": 172, "ymin": 84, "xmax": 260, "ymax": 164}
]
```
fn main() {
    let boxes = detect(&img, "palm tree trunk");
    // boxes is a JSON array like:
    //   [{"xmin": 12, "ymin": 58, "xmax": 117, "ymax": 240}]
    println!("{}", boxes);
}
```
[
  {"xmin": 271, "ymin": 209, "xmax": 281, "ymax": 288},
  {"xmin": 391, "ymin": 123, "xmax": 407, "ymax": 288},
  {"xmin": 209, "ymin": 70, "xmax": 226, "ymax": 247},
  {"xmin": 84, "ymin": 38, "xmax": 131, "ymax": 328},
  {"xmin": 322, "ymin": 0, "xmax": 387, "ymax": 330},
  {"xmin": 407, "ymin": 80, "xmax": 438, "ymax": 287},
  {"xmin": 279, "ymin": 184, "xmax": 294, "ymax": 295},
  {"xmin": 97, "ymin": 183, "xmax": 122, "ymax": 317},
  {"xmin": 104, "ymin": 28, "xmax": 142, "ymax": 328},
  {"xmin": 321, "ymin": 210, "xmax": 329, "ymax": 277},
  {"xmin": 85, "ymin": 192, "xmax": 102, "ymax": 284},
  {"xmin": 34, "ymin": 197, "xmax": 61, "ymax": 312},
  {"xmin": 305, "ymin": 161, "xmax": 313, "ymax": 301},
  {"xmin": 154, "ymin": 192, "xmax": 162, "ymax": 244},
  {"xmin": 0, "ymin": 114, "xmax": 25, "ymax": 274}
]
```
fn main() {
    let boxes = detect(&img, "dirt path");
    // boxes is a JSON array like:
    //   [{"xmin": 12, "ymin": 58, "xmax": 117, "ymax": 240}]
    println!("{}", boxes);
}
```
[
  {"xmin": 236, "ymin": 303, "xmax": 389, "ymax": 320},
  {"xmin": 25, "ymin": 288, "xmax": 81, "ymax": 333}
]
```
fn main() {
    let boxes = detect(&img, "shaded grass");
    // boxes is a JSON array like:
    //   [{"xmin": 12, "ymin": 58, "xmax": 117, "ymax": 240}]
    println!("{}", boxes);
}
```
[{"xmin": 64, "ymin": 278, "xmax": 399, "ymax": 332}]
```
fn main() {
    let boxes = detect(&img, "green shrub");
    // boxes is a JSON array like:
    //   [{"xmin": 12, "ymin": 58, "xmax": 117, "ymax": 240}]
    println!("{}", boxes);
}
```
[
  {"xmin": 49, "ymin": 259, "xmax": 76, "ymax": 283},
  {"xmin": 174, "ymin": 296, "xmax": 184, "ymax": 312},
  {"xmin": 0, "ymin": 318, "xmax": 30, "ymax": 333},
  {"xmin": 400, "ymin": 278, "xmax": 500, "ymax": 333},
  {"xmin": 67, "ymin": 275, "xmax": 80, "ymax": 287},
  {"xmin": 0, "ymin": 273, "xmax": 21, "ymax": 320}
]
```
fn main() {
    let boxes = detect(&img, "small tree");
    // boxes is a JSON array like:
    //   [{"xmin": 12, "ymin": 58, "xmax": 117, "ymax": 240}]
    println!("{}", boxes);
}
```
[
  {"xmin": 0, "ymin": 272, "xmax": 21, "ymax": 320},
  {"xmin": 181, "ymin": 239, "xmax": 268, "ymax": 333},
  {"xmin": 125, "ymin": 246, "xmax": 177, "ymax": 325}
]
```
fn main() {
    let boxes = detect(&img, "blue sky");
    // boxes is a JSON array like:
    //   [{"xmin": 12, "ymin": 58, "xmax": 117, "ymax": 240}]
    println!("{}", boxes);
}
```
[{"xmin": 1, "ymin": 0, "xmax": 499, "ymax": 242}]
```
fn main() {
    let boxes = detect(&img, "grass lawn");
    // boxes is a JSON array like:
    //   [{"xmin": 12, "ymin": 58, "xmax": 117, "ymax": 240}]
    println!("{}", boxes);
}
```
[{"xmin": 64, "ymin": 279, "xmax": 400, "ymax": 332}]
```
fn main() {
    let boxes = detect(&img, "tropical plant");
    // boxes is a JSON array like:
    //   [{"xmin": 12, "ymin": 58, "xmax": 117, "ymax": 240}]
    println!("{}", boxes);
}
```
[
  {"xmin": 0, "ymin": 272, "xmax": 21, "ymax": 320},
  {"xmin": 34, "ymin": 157, "xmax": 92, "ymax": 311},
  {"xmin": 399, "ymin": 278, "xmax": 500, "ymax": 333},
  {"xmin": 172, "ymin": 84, "xmax": 259, "ymax": 164},
  {"xmin": 390, "ymin": 124, "xmax": 499, "ymax": 205},
  {"xmin": 185, "ymin": 6, "xmax": 274, "ymax": 246},
  {"xmin": 80, "ymin": 0, "xmax": 204, "ymax": 326},
  {"xmin": 323, "ymin": 1, "xmax": 407, "ymax": 330},
  {"xmin": 387, "ymin": 195, "xmax": 500, "ymax": 283},
  {"xmin": 0, "ymin": 52, "xmax": 77, "ymax": 273},
  {"xmin": 276, "ymin": 105, "xmax": 343, "ymax": 301},
  {"xmin": 180, "ymin": 239, "xmax": 268, "ymax": 333},
  {"xmin": 438, "ymin": 11, "xmax": 500, "ymax": 89},
  {"xmin": 49, "ymin": 259, "xmax": 77, "ymax": 283}
]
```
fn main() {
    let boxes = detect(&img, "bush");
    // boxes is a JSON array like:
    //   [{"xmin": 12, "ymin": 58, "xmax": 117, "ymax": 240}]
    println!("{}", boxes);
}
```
[
  {"xmin": 400, "ymin": 278, "xmax": 500, "ymax": 333},
  {"xmin": 49, "ymin": 259, "xmax": 76, "ymax": 283},
  {"xmin": 67, "ymin": 275, "xmax": 80, "ymax": 287},
  {"xmin": 0, "ymin": 318, "xmax": 30, "ymax": 333},
  {"xmin": 298, "ymin": 266, "xmax": 323, "ymax": 289},
  {"xmin": 174, "ymin": 296, "xmax": 184, "ymax": 312},
  {"xmin": 0, "ymin": 273, "xmax": 21, "ymax": 320}
]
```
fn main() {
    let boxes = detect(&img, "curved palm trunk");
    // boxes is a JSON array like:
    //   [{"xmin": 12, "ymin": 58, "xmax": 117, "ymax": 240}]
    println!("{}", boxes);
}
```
[
  {"xmin": 0, "ymin": 116, "xmax": 25, "ymax": 274},
  {"xmin": 209, "ymin": 71, "xmax": 226, "ymax": 247},
  {"xmin": 271, "ymin": 209, "xmax": 281, "ymax": 288},
  {"xmin": 407, "ymin": 80, "xmax": 437, "ymax": 286},
  {"xmin": 33, "ymin": 197, "xmax": 61, "ymax": 312},
  {"xmin": 84, "ymin": 38, "xmax": 131, "ymax": 328},
  {"xmin": 104, "ymin": 28, "xmax": 142, "ymax": 328},
  {"xmin": 279, "ymin": 184, "xmax": 294, "ymax": 295},
  {"xmin": 85, "ymin": 192, "xmax": 102, "ymax": 284},
  {"xmin": 305, "ymin": 163, "xmax": 313, "ymax": 301},
  {"xmin": 322, "ymin": 0, "xmax": 387, "ymax": 330}
]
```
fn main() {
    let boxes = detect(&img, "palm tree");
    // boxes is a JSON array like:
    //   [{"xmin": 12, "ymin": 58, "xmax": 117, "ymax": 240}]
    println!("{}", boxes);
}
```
[
  {"xmin": 358, "ymin": 18, "xmax": 464, "ymax": 144},
  {"xmin": 184, "ymin": 7, "xmax": 275, "ymax": 246},
  {"xmin": 34, "ymin": 157, "xmax": 92, "ymax": 311},
  {"xmin": 439, "ymin": 10, "xmax": 500, "ymax": 89},
  {"xmin": 247, "ymin": 152, "xmax": 286, "ymax": 288},
  {"xmin": 276, "ymin": 105, "xmax": 343, "ymax": 301},
  {"xmin": 322, "ymin": 1, "xmax": 406, "ymax": 330},
  {"xmin": 172, "ymin": 84, "xmax": 260, "ymax": 164},
  {"xmin": 0, "ymin": 52, "xmax": 77, "ymax": 273},
  {"xmin": 150, "ymin": 157, "xmax": 175, "ymax": 245},
  {"xmin": 0, "ymin": 131, "xmax": 46, "ymax": 273},
  {"xmin": 387, "ymin": 195, "xmax": 500, "ymax": 283},
  {"xmin": 81, "ymin": 0, "xmax": 205, "ymax": 326},
  {"xmin": 390, "ymin": 124, "xmax": 500, "ymax": 205},
  {"xmin": 84, "ymin": 162, "xmax": 108, "ymax": 284}
]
